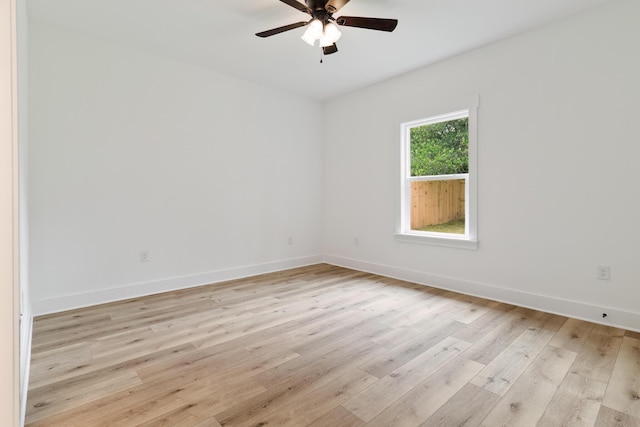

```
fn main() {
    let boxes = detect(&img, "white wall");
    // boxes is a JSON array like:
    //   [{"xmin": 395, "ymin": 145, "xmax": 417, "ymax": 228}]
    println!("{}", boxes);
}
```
[
  {"xmin": 324, "ymin": 0, "xmax": 640, "ymax": 331},
  {"xmin": 28, "ymin": 0, "xmax": 640, "ymax": 333},
  {"xmin": 29, "ymin": 23, "xmax": 324, "ymax": 314}
]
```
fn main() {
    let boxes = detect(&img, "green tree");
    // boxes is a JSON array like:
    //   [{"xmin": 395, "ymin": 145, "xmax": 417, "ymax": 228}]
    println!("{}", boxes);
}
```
[{"xmin": 410, "ymin": 118, "xmax": 468, "ymax": 176}]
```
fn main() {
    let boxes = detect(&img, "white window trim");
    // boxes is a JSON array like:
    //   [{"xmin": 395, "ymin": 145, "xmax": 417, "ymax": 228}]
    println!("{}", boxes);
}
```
[{"xmin": 395, "ymin": 96, "xmax": 479, "ymax": 250}]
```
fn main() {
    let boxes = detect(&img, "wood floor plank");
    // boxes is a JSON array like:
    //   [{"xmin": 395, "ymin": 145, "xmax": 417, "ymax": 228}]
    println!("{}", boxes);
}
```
[
  {"xmin": 470, "ymin": 325, "xmax": 556, "ymax": 395},
  {"xmin": 25, "ymin": 370, "xmax": 143, "ymax": 425},
  {"xmin": 537, "ymin": 372, "xmax": 607, "ymax": 427},
  {"xmin": 89, "ymin": 286, "xmax": 338, "ymax": 358},
  {"xmin": 380, "ymin": 291, "xmax": 454, "ymax": 329},
  {"xmin": 365, "ymin": 357, "xmax": 484, "ymax": 426},
  {"xmin": 401, "ymin": 294, "xmax": 474, "ymax": 330},
  {"xmin": 194, "ymin": 290, "xmax": 387, "ymax": 353},
  {"xmin": 95, "ymin": 376, "xmax": 265, "ymax": 427},
  {"xmin": 135, "ymin": 344, "xmax": 290, "ymax": 386},
  {"xmin": 32, "ymin": 300, "xmax": 143, "ymax": 325},
  {"xmin": 31, "ymin": 303, "xmax": 212, "ymax": 354},
  {"xmin": 602, "ymin": 337, "xmax": 640, "ymax": 419},
  {"xmin": 479, "ymin": 345, "xmax": 577, "ymax": 426},
  {"xmin": 549, "ymin": 317, "xmax": 596, "ymax": 353},
  {"xmin": 592, "ymin": 324, "xmax": 626, "ymax": 337},
  {"xmin": 595, "ymin": 405, "xmax": 640, "ymax": 427},
  {"xmin": 30, "ymin": 342, "xmax": 195, "ymax": 391},
  {"xmin": 573, "ymin": 327, "xmax": 624, "ymax": 383},
  {"xmin": 625, "ymin": 330, "xmax": 640, "ymax": 340},
  {"xmin": 214, "ymin": 339, "xmax": 387, "ymax": 427},
  {"xmin": 454, "ymin": 299, "xmax": 501, "ymax": 325},
  {"xmin": 138, "ymin": 412, "xmax": 222, "ymax": 427},
  {"xmin": 461, "ymin": 307, "xmax": 543, "ymax": 365},
  {"xmin": 123, "ymin": 348, "xmax": 294, "ymax": 425},
  {"xmin": 308, "ymin": 405, "xmax": 365, "ymax": 427},
  {"xmin": 424, "ymin": 383, "xmax": 501, "ymax": 427},
  {"xmin": 31, "ymin": 312, "xmax": 112, "ymax": 337},
  {"xmin": 535, "ymin": 311, "xmax": 570, "ymax": 333},
  {"xmin": 358, "ymin": 319, "xmax": 463, "ymax": 379},
  {"xmin": 25, "ymin": 264, "xmax": 640, "ymax": 427},
  {"xmin": 244, "ymin": 308, "xmax": 373, "ymax": 354},
  {"xmin": 251, "ymin": 330, "xmax": 387, "ymax": 390},
  {"xmin": 28, "ymin": 343, "xmax": 92, "ymax": 388},
  {"xmin": 453, "ymin": 302, "xmax": 518, "ymax": 343},
  {"xmin": 27, "ymin": 357, "xmax": 270, "ymax": 427},
  {"xmin": 342, "ymin": 336, "xmax": 472, "ymax": 422},
  {"xmin": 371, "ymin": 326, "xmax": 423, "ymax": 348},
  {"xmin": 248, "ymin": 369, "xmax": 378, "ymax": 427}
]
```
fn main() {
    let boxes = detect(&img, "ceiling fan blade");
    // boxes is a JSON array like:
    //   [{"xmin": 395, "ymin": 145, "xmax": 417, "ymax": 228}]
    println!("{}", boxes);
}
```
[
  {"xmin": 279, "ymin": 0, "xmax": 312, "ymax": 15},
  {"xmin": 335, "ymin": 16, "xmax": 398, "ymax": 32},
  {"xmin": 325, "ymin": 0, "xmax": 350, "ymax": 14},
  {"xmin": 322, "ymin": 43, "xmax": 338, "ymax": 55},
  {"xmin": 256, "ymin": 21, "xmax": 308, "ymax": 38}
]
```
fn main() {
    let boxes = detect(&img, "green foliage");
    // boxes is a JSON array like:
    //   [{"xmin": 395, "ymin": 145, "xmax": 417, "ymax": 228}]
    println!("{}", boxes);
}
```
[{"xmin": 410, "ymin": 118, "xmax": 469, "ymax": 176}]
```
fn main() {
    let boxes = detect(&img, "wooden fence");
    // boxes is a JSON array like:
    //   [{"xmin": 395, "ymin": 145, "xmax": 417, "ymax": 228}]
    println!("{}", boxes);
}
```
[{"xmin": 411, "ymin": 179, "xmax": 465, "ymax": 230}]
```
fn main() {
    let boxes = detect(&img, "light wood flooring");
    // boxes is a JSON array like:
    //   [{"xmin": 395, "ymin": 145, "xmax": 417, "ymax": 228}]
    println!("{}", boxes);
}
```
[{"xmin": 26, "ymin": 264, "xmax": 640, "ymax": 426}]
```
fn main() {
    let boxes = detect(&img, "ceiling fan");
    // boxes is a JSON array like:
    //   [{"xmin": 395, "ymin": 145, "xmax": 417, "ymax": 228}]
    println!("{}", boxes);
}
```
[{"xmin": 256, "ymin": 0, "xmax": 398, "ymax": 57}]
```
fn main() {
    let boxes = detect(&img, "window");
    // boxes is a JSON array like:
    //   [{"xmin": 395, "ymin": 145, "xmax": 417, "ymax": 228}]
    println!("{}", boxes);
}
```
[{"xmin": 396, "ymin": 98, "xmax": 478, "ymax": 249}]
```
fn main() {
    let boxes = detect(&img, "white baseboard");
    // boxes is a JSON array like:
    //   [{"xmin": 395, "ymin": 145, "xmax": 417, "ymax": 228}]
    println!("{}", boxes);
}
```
[
  {"xmin": 32, "ymin": 255, "xmax": 324, "ymax": 316},
  {"xmin": 324, "ymin": 255, "xmax": 640, "ymax": 333},
  {"xmin": 31, "ymin": 253, "xmax": 640, "ymax": 332}
]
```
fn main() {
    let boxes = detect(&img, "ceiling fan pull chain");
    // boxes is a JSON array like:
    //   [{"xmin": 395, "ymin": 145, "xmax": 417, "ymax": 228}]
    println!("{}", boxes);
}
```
[{"xmin": 320, "ymin": 46, "xmax": 324, "ymax": 64}]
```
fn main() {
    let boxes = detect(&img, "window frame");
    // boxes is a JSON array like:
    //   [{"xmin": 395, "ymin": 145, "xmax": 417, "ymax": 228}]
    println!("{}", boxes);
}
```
[{"xmin": 395, "ymin": 97, "xmax": 479, "ymax": 250}]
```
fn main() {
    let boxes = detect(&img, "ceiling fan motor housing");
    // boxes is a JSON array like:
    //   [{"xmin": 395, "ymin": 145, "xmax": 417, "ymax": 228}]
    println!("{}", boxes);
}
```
[{"xmin": 305, "ymin": 0, "xmax": 336, "ymax": 14}]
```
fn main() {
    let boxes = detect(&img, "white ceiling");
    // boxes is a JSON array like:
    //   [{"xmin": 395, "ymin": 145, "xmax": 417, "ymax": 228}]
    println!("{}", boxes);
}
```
[{"xmin": 27, "ymin": 0, "xmax": 612, "ymax": 101}]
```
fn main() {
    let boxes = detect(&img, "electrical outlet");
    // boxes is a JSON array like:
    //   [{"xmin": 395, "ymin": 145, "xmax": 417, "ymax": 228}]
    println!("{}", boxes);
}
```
[
  {"xmin": 140, "ymin": 250, "xmax": 150, "ymax": 262},
  {"xmin": 354, "ymin": 237, "xmax": 359, "ymax": 246},
  {"xmin": 597, "ymin": 265, "xmax": 610, "ymax": 280},
  {"xmin": 288, "ymin": 237, "xmax": 293, "ymax": 245}
]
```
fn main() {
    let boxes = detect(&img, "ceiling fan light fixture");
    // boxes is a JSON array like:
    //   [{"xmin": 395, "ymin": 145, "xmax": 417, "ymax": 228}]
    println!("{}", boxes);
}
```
[
  {"xmin": 323, "ymin": 22, "xmax": 342, "ymax": 44},
  {"xmin": 319, "ymin": 35, "xmax": 332, "ymax": 48},
  {"xmin": 301, "ymin": 30, "xmax": 316, "ymax": 46},
  {"xmin": 301, "ymin": 19, "xmax": 323, "ymax": 46}
]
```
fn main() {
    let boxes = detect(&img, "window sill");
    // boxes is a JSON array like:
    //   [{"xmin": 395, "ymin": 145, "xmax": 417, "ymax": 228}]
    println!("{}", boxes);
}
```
[{"xmin": 394, "ymin": 232, "xmax": 478, "ymax": 250}]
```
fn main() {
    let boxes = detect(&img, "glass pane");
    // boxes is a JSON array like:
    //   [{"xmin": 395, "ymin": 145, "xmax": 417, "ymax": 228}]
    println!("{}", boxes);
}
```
[
  {"xmin": 408, "ymin": 116, "xmax": 468, "ymax": 234},
  {"xmin": 410, "ymin": 179, "xmax": 466, "ymax": 234},
  {"xmin": 410, "ymin": 117, "xmax": 469, "ymax": 177}
]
